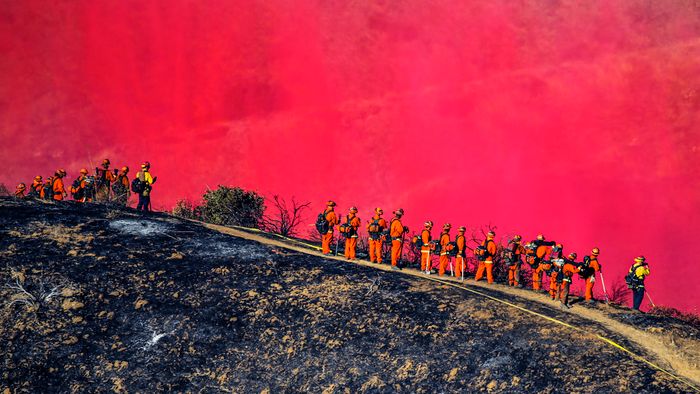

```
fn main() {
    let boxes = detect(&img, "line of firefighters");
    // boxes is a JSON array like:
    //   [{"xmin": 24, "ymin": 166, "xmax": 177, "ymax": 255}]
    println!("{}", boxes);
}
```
[
  {"xmin": 318, "ymin": 201, "xmax": 652, "ymax": 310},
  {"xmin": 12, "ymin": 159, "xmax": 157, "ymax": 212}
]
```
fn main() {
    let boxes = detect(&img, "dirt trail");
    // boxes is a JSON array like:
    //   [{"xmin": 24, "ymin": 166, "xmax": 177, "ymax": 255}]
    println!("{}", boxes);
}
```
[{"xmin": 202, "ymin": 222, "xmax": 700, "ymax": 390}]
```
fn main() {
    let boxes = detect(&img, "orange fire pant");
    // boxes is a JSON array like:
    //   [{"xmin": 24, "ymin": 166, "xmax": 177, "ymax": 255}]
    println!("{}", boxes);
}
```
[
  {"xmin": 321, "ymin": 232, "xmax": 333, "ymax": 254},
  {"xmin": 391, "ymin": 240, "xmax": 402, "ymax": 266},
  {"xmin": 559, "ymin": 280, "xmax": 571, "ymax": 303},
  {"xmin": 369, "ymin": 238, "xmax": 383, "ymax": 263},
  {"xmin": 344, "ymin": 237, "xmax": 357, "ymax": 260},
  {"xmin": 475, "ymin": 261, "xmax": 494, "ymax": 283},
  {"xmin": 507, "ymin": 264, "xmax": 520, "ymax": 286},
  {"xmin": 549, "ymin": 276, "xmax": 559, "ymax": 299},
  {"xmin": 53, "ymin": 193, "xmax": 63, "ymax": 201},
  {"xmin": 455, "ymin": 256, "xmax": 465, "ymax": 278},
  {"xmin": 439, "ymin": 254, "xmax": 449, "ymax": 276},
  {"xmin": 585, "ymin": 276, "xmax": 595, "ymax": 300},
  {"xmin": 420, "ymin": 247, "xmax": 431, "ymax": 271},
  {"xmin": 533, "ymin": 266, "xmax": 547, "ymax": 290}
]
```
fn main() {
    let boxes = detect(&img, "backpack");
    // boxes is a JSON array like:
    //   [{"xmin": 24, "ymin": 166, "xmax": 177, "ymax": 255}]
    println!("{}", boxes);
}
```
[
  {"xmin": 70, "ymin": 178, "xmax": 84, "ymax": 200},
  {"xmin": 625, "ymin": 263, "xmax": 646, "ymax": 289},
  {"xmin": 578, "ymin": 256, "xmax": 594, "ymax": 279},
  {"xmin": 43, "ymin": 182, "xmax": 53, "ymax": 200},
  {"xmin": 131, "ymin": 177, "xmax": 145, "ymax": 194},
  {"xmin": 83, "ymin": 176, "xmax": 95, "ymax": 198},
  {"xmin": 455, "ymin": 235, "xmax": 466, "ymax": 257},
  {"xmin": 112, "ymin": 176, "xmax": 127, "ymax": 194},
  {"xmin": 476, "ymin": 239, "xmax": 494, "ymax": 261},
  {"xmin": 411, "ymin": 235, "xmax": 423, "ymax": 248},
  {"xmin": 446, "ymin": 242, "xmax": 458, "ymax": 257},
  {"xmin": 315, "ymin": 211, "xmax": 330, "ymax": 235}
]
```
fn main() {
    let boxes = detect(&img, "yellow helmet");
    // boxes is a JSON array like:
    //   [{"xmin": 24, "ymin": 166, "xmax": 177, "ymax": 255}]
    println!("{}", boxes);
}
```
[{"xmin": 591, "ymin": 247, "xmax": 600, "ymax": 256}]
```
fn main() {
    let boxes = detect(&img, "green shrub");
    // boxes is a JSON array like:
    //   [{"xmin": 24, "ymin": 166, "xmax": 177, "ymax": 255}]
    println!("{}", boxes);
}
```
[
  {"xmin": 172, "ymin": 199, "xmax": 202, "ymax": 220},
  {"xmin": 200, "ymin": 186, "xmax": 265, "ymax": 228}
]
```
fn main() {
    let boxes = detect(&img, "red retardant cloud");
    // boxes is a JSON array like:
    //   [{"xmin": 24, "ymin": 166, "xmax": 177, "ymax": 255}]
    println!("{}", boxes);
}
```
[{"xmin": 1, "ymin": 1, "xmax": 699, "ymax": 312}]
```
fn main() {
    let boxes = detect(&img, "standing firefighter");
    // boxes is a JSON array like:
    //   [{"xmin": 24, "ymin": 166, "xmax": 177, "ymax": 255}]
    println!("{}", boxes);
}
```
[
  {"xmin": 438, "ymin": 223, "xmax": 452, "ymax": 276},
  {"xmin": 112, "ymin": 166, "xmax": 130, "ymax": 206},
  {"xmin": 42, "ymin": 176, "xmax": 54, "ymax": 200},
  {"xmin": 316, "ymin": 200, "xmax": 339, "ymax": 255},
  {"xmin": 579, "ymin": 247, "xmax": 601, "ymax": 303},
  {"xmin": 14, "ymin": 183, "xmax": 26, "ymax": 198},
  {"xmin": 548, "ymin": 244, "xmax": 565, "ymax": 300},
  {"xmin": 367, "ymin": 208, "xmax": 387, "ymax": 264},
  {"xmin": 95, "ymin": 158, "xmax": 116, "ymax": 202},
  {"xmin": 474, "ymin": 231, "xmax": 497, "ymax": 284},
  {"xmin": 389, "ymin": 208, "xmax": 407, "ymax": 270},
  {"xmin": 52, "ymin": 169, "xmax": 67, "ymax": 201},
  {"xmin": 559, "ymin": 253, "xmax": 580, "ymax": 309},
  {"xmin": 626, "ymin": 256, "xmax": 650, "ymax": 311},
  {"xmin": 526, "ymin": 234, "xmax": 556, "ymax": 291},
  {"xmin": 133, "ymin": 162, "xmax": 156, "ymax": 212},
  {"xmin": 70, "ymin": 169, "xmax": 89, "ymax": 202},
  {"xmin": 340, "ymin": 206, "xmax": 361, "ymax": 260},
  {"xmin": 28, "ymin": 176, "xmax": 43, "ymax": 198},
  {"xmin": 454, "ymin": 226, "xmax": 467, "ymax": 279},
  {"xmin": 506, "ymin": 235, "xmax": 526, "ymax": 287},
  {"xmin": 419, "ymin": 221, "xmax": 434, "ymax": 272}
]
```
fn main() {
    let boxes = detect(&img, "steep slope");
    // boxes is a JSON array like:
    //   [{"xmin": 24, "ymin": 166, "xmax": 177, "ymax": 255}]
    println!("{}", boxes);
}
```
[{"xmin": 0, "ymin": 198, "xmax": 697, "ymax": 393}]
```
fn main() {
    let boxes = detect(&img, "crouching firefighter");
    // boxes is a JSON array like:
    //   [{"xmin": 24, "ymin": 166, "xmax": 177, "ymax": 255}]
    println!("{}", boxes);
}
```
[
  {"xmin": 367, "ymin": 208, "xmax": 387, "ymax": 263},
  {"xmin": 14, "ymin": 183, "xmax": 26, "ymax": 198},
  {"xmin": 505, "ymin": 235, "xmax": 525, "ymax": 287},
  {"xmin": 389, "ymin": 208, "xmax": 407, "ymax": 270},
  {"xmin": 316, "ymin": 200, "xmax": 339, "ymax": 255},
  {"xmin": 626, "ymin": 256, "xmax": 650, "ymax": 311},
  {"xmin": 474, "ymin": 231, "xmax": 497, "ymax": 283},
  {"xmin": 340, "ymin": 206, "xmax": 361, "ymax": 260}
]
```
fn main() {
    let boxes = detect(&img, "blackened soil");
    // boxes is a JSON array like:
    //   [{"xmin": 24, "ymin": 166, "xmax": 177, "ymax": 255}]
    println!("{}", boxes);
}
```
[{"xmin": 0, "ymin": 198, "xmax": 693, "ymax": 393}]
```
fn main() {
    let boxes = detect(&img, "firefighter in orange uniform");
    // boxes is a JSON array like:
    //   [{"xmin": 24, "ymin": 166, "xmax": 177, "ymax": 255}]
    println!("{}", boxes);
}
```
[
  {"xmin": 95, "ymin": 158, "xmax": 116, "ymax": 201},
  {"xmin": 420, "ymin": 221, "xmax": 434, "ymax": 272},
  {"xmin": 113, "ymin": 167, "xmax": 131, "ymax": 206},
  {"xmin": 41, "ymin": 177, "xmax": 53, "ymax": 199},
  {"xmin": 28, "ymin": 176, "xmax": 43, "ymax": 198},
  {"xmin": 527, "ymin": 234, "xmax": 556, "ymax": 291},
  {"xmin": 14, "ymin": 183, "xmax": 26, "ymax": 198},
  {"xmin": 343, "ymin": 206, "xmax": 361, "ymax": 260},
  {"xmin": 474, "ymin": 231, "xmax": 497, "ymax": 283},
  {"xmin": 581, "ymin": 248, "xmax": 601, "ymax": 302},
  {"xmin": 506, "ymin": 235, "xmax": 526, "ymax": 287},
  {"xmin": 389, "ymin": 208, "xmax": 407, "ymax": 270},
  {"xmin": 455, "ymin": 226, "xmax": 467, "ymax": 278},
  {"xmin": 438, "ymin": 223, "xmax": 452, "ymax": 276},
  {"xmin": 70, "ymin": 169, "xmax": 89, "ymax": 203},
  {"xmin": 52, "ymin": 169, "xmax": 67, "ymax": 201},
  {"xmin": 559, "ymin": 252, "xmax": 580, "ymax": 308},
  {"xmin": 367, "ymin": 208, "xmax": 388, "ymax": 263},
  {"xmin": 548, "ymin": 244, "xmax": 564, "ymax": 299},
  {"xmin": 321, "ymin": 201, "xmax": 339, "ymax": 255}
]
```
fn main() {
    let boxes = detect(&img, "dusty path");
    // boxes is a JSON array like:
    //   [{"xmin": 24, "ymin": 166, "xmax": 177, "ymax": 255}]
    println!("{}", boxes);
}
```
[{"xmin": 202, "ymin": 222, "xmax": 700, "ymax": 391}]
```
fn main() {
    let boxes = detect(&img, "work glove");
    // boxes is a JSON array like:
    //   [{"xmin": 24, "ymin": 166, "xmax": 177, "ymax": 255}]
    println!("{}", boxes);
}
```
[{"xmin": 589, "ymin": 276, "xmax": 595, "ymax": 283}]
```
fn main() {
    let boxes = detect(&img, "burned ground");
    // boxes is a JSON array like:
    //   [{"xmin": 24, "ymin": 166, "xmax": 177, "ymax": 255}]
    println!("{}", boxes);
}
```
[{"xmin": 0, "ymin": 198, "xmax": 697, "ymax": 393}]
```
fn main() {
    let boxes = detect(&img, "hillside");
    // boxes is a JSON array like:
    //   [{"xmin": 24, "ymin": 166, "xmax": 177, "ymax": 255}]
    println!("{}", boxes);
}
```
[{"xmin": 0, "ymin": 198, "xmax": 698, "ymax": 393}]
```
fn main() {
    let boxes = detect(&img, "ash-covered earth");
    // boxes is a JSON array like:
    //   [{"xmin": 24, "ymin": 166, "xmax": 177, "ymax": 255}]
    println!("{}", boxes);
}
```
[{"xmin": 0, "ymin": 198, "xmax": 697, "ymax": 393}]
